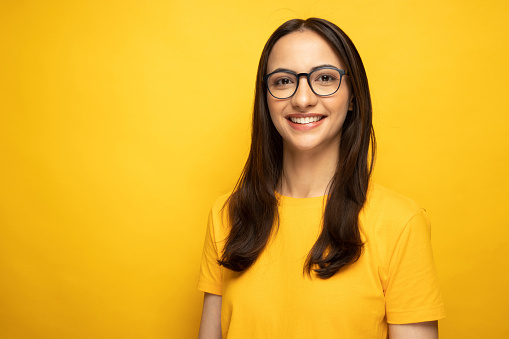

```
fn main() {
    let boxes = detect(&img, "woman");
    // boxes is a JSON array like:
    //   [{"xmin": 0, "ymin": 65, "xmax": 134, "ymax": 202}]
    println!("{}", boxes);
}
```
[{"xmin": 198, "ymin": 18, "xmax": 445, "ymax": 338}]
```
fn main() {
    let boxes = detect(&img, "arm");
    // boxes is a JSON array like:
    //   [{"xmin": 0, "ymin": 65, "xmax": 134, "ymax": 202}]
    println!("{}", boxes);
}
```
[
  {"xmin": 198, "ymin": 292, "xmax": 222, "ymax": 339},
  {"xmin": 388, "ymin": 321, "xmax": 438, "ymax": 339}
]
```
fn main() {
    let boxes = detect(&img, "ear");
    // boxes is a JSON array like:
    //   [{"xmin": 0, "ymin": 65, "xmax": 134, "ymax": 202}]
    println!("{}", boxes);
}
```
[{"xmin": 348, "ymin": 94, "xmax": 355, "ymax": 111}]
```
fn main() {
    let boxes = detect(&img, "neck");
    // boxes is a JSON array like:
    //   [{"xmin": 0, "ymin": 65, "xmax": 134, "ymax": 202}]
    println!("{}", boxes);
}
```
[{"xmin": 279, "ymin": 143, "xmax": 339, "ymax": 198}]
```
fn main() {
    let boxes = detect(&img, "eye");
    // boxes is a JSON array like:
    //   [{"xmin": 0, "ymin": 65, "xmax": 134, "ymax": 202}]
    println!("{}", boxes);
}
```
[
  {"xmin": 272, "ymin": 76, "xmax": 295, "ymax": 87},
  {"xmin": 314, "ymin": 73, "xmax": 338, "ymax": 84}
]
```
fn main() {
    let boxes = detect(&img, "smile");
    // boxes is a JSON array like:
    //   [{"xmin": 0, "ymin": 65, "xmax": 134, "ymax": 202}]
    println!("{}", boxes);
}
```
[{"xmin": 289, "ymin": 116, "xmax": 325, "ymax": 124}]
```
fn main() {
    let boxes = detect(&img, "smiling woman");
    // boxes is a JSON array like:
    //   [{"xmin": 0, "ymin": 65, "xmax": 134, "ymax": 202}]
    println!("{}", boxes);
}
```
[{"xmin": 197, "ymin": 18, "xmax": 445, "ymax": 339}]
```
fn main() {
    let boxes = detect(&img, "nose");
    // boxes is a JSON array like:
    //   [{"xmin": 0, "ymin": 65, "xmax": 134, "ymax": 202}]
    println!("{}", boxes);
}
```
[{"xmin": 290, "ymin": 76, "xmax": 318, "ymax": 109}]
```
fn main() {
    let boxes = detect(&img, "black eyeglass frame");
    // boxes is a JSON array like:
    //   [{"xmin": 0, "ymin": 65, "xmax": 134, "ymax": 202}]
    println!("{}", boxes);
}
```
[{"xmin": 263, "ymin": 66, "xmax": 348, "ymax": 99}]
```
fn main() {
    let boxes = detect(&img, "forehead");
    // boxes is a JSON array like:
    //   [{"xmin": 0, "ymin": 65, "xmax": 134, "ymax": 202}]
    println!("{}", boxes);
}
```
[{"xmin": 267, "ymin": 30, "xmax": 343, "ymax": 73}]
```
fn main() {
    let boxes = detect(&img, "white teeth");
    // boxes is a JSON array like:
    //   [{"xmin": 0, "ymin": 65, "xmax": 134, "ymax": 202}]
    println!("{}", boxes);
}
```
[{"xmin": 289, "ymin": 116, "xmax": 322, "ymax": 124}]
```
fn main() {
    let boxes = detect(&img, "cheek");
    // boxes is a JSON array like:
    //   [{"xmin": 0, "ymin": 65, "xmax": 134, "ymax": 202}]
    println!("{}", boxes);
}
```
[
  {"xmin": 267, "ymin": 98, "xmax": 283, "ymax": 125},
  {"xmin": 330, "ymin": 94, "xmax": 351, "ymax": 115}
]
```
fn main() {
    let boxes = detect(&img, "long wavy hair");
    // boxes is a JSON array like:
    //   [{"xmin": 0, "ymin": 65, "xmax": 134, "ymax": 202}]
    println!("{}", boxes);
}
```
[{"xmin": 218, "ymin": 18, "xmax": 376, "ymax": 279}]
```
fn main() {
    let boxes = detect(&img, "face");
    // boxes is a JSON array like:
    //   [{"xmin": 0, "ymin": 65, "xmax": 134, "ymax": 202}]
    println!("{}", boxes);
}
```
[{"xmin": 266, "ymin": 30, "xmax": 353, "ymax": 154}]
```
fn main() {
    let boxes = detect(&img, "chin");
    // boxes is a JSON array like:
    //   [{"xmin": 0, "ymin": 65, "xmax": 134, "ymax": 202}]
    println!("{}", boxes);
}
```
[
  {"xmin": 284, "ymin": 136, "xmax": 341, "ymax": 155},
  {"xmin": 285, "ymin": 141, "xmax": 323, "ymax": 153}
]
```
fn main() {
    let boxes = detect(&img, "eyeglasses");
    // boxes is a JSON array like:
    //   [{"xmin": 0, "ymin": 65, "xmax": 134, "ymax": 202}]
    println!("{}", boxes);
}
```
[{"xmin": 264, "ymin": 66, "xmax": 347, "ymax": 99}]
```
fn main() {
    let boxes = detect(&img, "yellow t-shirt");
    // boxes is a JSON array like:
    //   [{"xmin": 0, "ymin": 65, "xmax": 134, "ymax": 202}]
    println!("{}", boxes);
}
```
[{"xmin": 198, "ymin": 184, "xmax": 445, "ymax": 338}]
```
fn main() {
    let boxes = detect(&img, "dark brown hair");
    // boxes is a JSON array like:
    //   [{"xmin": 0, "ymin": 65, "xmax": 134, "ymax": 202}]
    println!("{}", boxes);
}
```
[{"xmin": 218, "ymin": 18, "xmax": 376, "ymax": 279}]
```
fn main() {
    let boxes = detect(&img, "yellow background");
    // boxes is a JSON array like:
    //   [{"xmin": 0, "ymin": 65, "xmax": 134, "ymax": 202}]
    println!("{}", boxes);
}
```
[{"xmin": 1, "ymin": 0, "xmax": 508, "ymax": 337}]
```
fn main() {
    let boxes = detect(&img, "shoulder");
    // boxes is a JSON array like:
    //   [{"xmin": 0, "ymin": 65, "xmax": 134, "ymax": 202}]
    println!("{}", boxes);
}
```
[
  {"xmin": 207, "ymin": 192, "xmax": 233, "ymax": 242},
  {"xmin": 364, "ymin": 183, "xmax": 423, "ymax": 220},
  {"xmin": 210, "ymin": 192, "xmax": 232, "ymax": 218},
  {"xmin": 361, "ymin": 183, "xmax": 429, "ymax": 239}
]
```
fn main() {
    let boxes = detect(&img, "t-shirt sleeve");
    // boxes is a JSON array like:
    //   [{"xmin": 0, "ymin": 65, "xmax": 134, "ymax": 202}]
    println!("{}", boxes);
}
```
[
  {"xmin": 197, "ymin": 209, "xmax": 223, "ymax": 295},
  {"xmin": 385, "ymin": 208, "xmax": 446, "ymax": 324}
]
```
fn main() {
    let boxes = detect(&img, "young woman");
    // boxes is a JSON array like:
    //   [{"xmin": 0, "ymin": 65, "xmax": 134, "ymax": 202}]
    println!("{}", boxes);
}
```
[{"xmin": 198, "ymin": 18, "xmax": 445, "ymax": 339}]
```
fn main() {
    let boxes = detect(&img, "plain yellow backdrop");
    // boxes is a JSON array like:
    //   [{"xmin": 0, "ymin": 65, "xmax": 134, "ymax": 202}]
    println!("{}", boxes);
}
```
[{"xmin": 1, "ymin": 0, "xmax": 508, "ymax": 337}]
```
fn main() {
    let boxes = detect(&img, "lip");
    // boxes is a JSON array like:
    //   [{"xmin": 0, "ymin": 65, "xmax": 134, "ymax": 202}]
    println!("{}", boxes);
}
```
[{"xmin": 286, "ymin": 113, "xmax": 326, "ymax": 131}]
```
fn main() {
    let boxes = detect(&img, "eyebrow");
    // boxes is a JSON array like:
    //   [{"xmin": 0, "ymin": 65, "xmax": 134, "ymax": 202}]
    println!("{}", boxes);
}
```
[{"xmin": 268, "ymin": 64, "xmax": 339, "ymax": 74}]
